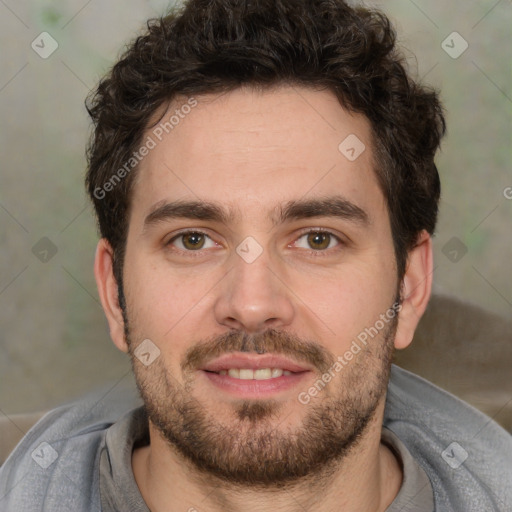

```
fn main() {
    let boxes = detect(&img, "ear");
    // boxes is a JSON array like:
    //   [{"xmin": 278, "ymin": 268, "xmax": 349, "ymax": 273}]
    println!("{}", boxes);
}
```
[
  {"xmin": 94, "ymin": 238, "xmax": 129, "ymax": 353},
  {"xmin": 394, "ymin": 230, "xmax": 433, "ymax": 350}
]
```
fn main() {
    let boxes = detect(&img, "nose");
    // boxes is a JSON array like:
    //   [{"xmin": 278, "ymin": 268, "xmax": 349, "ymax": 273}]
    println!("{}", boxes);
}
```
[{"xmin": 213, "ymin": 249, "xmax": 295, "ymax": 333}]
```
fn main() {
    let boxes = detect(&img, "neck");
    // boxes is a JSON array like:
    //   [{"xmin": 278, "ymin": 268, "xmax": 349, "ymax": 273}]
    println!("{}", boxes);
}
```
[{"xmin": 132, "ymin": 401, "xmax": 402, "ymax": 512}]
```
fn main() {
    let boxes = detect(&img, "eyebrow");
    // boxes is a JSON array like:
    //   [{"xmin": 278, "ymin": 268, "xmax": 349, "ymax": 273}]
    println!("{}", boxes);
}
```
[
  {"xmin": 143, "ymin": 196, "xmax": 370, "ymax": 231},
  {"xmin": 276, "ymin": 196, "xmax": 370, "ymax": 226},
  {"xmin": 143, "ymin": 200, "xmax": 234, "ymax": 231}
]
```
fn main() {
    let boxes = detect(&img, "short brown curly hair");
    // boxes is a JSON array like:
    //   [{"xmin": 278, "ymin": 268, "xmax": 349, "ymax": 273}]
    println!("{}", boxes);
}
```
[{"xmin": 85, "ymin": 0, "xmax": 446, "ymax": 295}]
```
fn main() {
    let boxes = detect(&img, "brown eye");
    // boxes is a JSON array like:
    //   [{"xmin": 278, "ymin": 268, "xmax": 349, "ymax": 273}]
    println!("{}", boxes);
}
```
[
  {"xmin": 181, "ymin": 232, "xmax": 205, "ymax": 250},
  {"xmin": 307, "ymin": 232, "xmax": 332, "ymax": 250},
  {"xmin": 292, "ymin": 231, "xmax": 340, "ymax": 252},
  {"xmin": 169, "ymin": 231, "xmax": 216, "ymax": 251}
]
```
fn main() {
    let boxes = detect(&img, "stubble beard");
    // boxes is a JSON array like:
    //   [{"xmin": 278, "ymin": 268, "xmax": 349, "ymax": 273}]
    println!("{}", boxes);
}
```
[{"xmin": 126, "ymin": 311, "xmax": 397, "ymax": 488}]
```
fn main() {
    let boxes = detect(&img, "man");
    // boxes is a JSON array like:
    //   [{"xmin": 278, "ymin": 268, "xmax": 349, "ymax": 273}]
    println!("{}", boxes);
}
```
[{"xmin": 1, "ymin": 0, "xmax": 511, "ymax": 510}]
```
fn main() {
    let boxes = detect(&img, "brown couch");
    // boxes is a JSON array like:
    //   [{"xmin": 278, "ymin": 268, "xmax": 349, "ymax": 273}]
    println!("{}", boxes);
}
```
[{"xmin": 394, "ymin": 294, "xmax": 512, "ymax": 433}]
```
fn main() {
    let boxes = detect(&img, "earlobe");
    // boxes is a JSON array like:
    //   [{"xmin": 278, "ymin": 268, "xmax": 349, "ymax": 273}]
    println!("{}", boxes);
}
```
[
  {"xmin": 94, "ymin": 239, "xmax": 129, "ymax": 353},
  {"xmin": 394, "ymin": 230, "xmax": 433, "ymax": 350}
]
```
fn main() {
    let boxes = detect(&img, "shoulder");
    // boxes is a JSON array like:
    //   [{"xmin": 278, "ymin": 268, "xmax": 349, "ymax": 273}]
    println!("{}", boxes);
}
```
[
  {"xmin": 385, "ymin": 364, "xmax": 512, "ymax": 511},
  {"xmin": 0, "ymin": 383, "xmax": 142, "ymax": 512}
]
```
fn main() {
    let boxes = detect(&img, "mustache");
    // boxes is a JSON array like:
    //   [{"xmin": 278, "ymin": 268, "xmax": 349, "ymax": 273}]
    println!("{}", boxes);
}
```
[{"xmin": 182, "ymin": 329, "xmax": 336, "ymax": 374}]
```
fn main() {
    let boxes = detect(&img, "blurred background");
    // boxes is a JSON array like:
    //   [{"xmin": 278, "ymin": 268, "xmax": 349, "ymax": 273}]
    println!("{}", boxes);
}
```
[{"xmin": 0, "ymin": 1, "xmax": 511, "ymax": 427}]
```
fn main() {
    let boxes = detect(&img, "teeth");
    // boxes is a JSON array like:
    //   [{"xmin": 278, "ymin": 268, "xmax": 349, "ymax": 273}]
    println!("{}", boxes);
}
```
[
  {"xmin": 239, "ymin": 369, "xmax": 253, "ymax": 380},
  {"xmin": 254, "ymin": 368, "xmax": 273, "ymax": 380},
  {"xmin": 219, "ymin": 368, "xmax": 293, "ymax": 380}
]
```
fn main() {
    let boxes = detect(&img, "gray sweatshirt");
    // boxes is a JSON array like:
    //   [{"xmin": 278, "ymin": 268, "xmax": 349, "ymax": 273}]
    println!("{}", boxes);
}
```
[{"xmin": 0, "ymin": 365, "xmax": 510, "ymax": 511}]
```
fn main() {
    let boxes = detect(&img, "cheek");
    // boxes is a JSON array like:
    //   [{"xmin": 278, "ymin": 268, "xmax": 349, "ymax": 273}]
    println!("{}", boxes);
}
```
[
  {"xmin": 123, "ymin": 254, "xmax": 218, "ymax": 344},
  {"xmin": 124, "ymin": 272, "xmax": 207, "ymax": 381},
  {"xmin": 290, "ymin": 261, "xmax": 397, "ymax": 351}
]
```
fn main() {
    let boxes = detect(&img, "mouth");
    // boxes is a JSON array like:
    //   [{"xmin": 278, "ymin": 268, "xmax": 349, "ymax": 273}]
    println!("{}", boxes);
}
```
[
  {"xmin": 198, "ymin": 353, "xmax": 313, "ymax": 398},
  {"xmin": 213, "ymin": 368, "xmax": 293, "ymax": 379}
]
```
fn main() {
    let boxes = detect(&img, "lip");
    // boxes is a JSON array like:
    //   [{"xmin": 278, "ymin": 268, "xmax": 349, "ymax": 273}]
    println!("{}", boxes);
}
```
[
  {"xmin": 198, "ymin": 353, "xmax": 313, "ymax": 399},
  {"xmin": 199, "ymin": 353, "xmax": 313, "ymax": 373},
  {"xmin": 201, "ymin": 370, "xmax": 310, "ymax": 398}
]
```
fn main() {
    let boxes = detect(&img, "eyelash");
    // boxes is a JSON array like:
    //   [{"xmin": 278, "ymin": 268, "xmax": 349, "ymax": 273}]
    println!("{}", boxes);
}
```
[
  {"xmin": 292, "ymin": 228, "xmax": 344, "ymax": 255},
  {"xmin": 166, "ymin": 229, "xmax": 217, "ymax": 255},
  {"xmin": 166, "ymin": 228, "xmax": 345, "ymax": 256}
]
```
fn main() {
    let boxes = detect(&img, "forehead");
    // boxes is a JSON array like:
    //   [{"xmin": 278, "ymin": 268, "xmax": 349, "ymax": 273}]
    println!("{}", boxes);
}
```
[{"xmin": 130, "ymin": 85, "xmax": 383, "ymax": 224}]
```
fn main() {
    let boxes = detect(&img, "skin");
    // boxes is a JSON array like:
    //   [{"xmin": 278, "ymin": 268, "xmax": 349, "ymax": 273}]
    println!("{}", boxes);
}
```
[{"xmin": 95, "ymin": 85, "xmax": 433, "ymax": 512}]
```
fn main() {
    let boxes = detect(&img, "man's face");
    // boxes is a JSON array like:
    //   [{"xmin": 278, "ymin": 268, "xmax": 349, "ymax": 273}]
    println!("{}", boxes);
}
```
[{"xmin": 121, "ymin": 85, "xmax": 400, "ymax": 485}]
